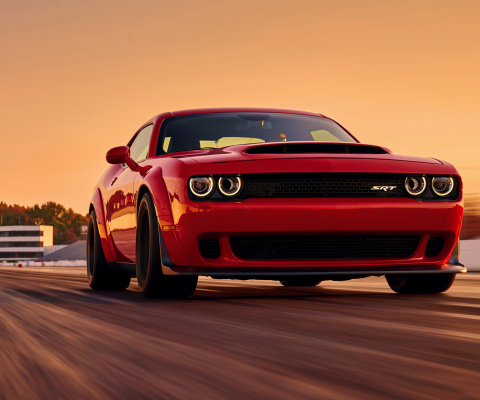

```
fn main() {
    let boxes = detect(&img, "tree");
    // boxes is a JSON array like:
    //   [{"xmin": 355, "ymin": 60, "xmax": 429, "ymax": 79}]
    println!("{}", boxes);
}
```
[{"xmin": 1, "ymin": 201, "xmax": 88, "ymax": 244}]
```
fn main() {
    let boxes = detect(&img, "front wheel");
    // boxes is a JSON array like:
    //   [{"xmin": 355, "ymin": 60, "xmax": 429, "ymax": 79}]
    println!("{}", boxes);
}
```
[
  {"xmin": 386, "ymin": 273, "xmax": 456, "ymax": 294},
  {"xmin": 136, "ymin": 193, "xmax": 197, "ymax": 298}
]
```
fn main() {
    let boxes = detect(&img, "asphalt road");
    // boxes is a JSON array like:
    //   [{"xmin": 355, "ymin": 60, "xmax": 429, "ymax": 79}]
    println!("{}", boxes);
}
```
[{"xmin": 0, "ymin": 268, "xmax": 479, "ymax": 400}]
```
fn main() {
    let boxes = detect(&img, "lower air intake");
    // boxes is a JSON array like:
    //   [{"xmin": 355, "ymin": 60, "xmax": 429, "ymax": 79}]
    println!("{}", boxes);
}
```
[
  {"xmin": 199, "ymin": 239, "xmax": 221, "ymax": 259},
  {"xmin": 425, "ymin": 237, "xmax": 444, "ymax": 257},
  {"xmin": 230, "ymin": 235, "xmax": 421, "ymax": 260}
]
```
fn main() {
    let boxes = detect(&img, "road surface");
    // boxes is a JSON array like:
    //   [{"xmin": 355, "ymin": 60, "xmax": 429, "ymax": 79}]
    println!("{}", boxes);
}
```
[{"xmin": 0, "ymin": 268, "xmax": 479, "ymax": 399}]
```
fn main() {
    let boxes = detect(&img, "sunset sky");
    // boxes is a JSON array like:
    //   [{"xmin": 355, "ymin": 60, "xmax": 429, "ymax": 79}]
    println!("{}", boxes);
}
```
[{"xmin": 1, "ymin": 0, "xmax": 479, "ymax": 213}]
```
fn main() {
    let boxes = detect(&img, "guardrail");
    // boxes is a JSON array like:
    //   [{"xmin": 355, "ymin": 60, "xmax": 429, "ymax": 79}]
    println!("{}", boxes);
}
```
[{"xmin": 1, "ymin": 260, "xmax": 86, "ymax": 267}]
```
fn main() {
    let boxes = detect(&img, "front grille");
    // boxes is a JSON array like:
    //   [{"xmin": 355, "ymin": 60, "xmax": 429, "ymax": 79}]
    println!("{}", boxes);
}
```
[
  {"xmin": 230, "ymin": 235, "xmax": 421, "ymax": 260},
  {"xmin": 425, "ymin": 237, "xmax": 444, "ymax": 257},
  {"xmin": 238, "ymin": 173, "xmax": 406, "ymax": 198},
  {"xmin": 199, "ymin": 239, "xmax": 221, "ymax": 259}
]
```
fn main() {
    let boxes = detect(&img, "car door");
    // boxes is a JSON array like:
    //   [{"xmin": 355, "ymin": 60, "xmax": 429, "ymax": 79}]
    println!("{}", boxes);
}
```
[{"xmin": 107, "ymin": 124, "xmax": 153, "ymax": 262}]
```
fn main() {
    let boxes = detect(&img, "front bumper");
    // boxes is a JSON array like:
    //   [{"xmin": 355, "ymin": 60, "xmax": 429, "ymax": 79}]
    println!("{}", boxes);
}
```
[{"xmin": 159, "ymin": 197, "xmax": 464, "ymax": 276}]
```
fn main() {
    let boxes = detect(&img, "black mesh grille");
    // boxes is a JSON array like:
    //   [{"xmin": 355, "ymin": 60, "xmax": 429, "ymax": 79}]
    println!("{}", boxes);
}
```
[
  {"xmin": 199, "ymin": 239, "xmax": 221, "ymax": 259},
  {"xmin": 239, "ymin": 173, "xmax": 406, "ymax": 198},
  {"xmin": 230, "ymin": 235, "xmax": 421, "ymax": 260},
  {"xmin": 425, "ymin": 237, "xmax": 444, "ymax": 257}
]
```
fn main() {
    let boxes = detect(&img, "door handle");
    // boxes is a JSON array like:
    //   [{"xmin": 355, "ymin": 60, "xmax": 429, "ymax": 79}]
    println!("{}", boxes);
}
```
[{"xmin": 111, "ymin": 177, "xmax": 118, "ymax": 186}]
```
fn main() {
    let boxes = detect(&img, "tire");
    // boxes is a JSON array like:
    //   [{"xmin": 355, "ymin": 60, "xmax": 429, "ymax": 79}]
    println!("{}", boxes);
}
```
[
  {"xmin": 136, "ymin": 193, "xmax": 197, "ymax": 298},
  {"xmin": 280, "ymin": 277, "xmax": 322, "ymax": 287},
  {"xmin": 386, "ymin": 273, "xmax": 456, "ymax": 294},
  {"xmin": 87, "ymin": 211, "xmax": 131, "ymax": 290}
]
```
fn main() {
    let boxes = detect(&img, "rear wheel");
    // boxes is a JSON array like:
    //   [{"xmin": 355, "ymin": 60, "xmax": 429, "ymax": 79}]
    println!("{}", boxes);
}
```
[
  {"xmin": 280, "ymin": 277, "xmax": 322, "ymax": 287},
  {"xmin": 87, "ymin": 211, "xmax": 131, "ymax": 290},
  {"xmin": 136, "ymin": 193, "xmax": 197, "ymax": 298},
  {"xmin": 386, "ymin": 273, "xmax": 455, "ymax": 294}
]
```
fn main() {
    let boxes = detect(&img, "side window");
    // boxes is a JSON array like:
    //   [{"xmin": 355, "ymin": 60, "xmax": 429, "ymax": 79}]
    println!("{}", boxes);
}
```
[{"xmin": 129, "ymin": 125, "xmax": 153, "ymax": 163}]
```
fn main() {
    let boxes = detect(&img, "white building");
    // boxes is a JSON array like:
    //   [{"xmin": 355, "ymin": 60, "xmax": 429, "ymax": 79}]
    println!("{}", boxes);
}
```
[{"xmin": 0, "ymin": 225, "xmax": 53, "ymax": 261}]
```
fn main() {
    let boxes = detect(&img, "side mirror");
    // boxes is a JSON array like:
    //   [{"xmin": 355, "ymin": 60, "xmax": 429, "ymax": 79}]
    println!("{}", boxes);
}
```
[
  {"xmin": 105, "ymin": 145, "xmax": 150, "ymax": 176},
  {"xmin": 106, "ymin": 146, "xmax": 130, "ymax": 164}
]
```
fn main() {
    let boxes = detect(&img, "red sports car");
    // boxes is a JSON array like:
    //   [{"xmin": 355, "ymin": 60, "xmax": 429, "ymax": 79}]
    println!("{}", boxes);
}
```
[{"xmin": 87, "ymin": 108, "xmax": 465, "ymax": 298}]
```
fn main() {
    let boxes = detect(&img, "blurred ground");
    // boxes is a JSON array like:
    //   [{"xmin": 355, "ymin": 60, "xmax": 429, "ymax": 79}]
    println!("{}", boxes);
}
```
[{"xmin": 0, "ymin": 268, "xmax": 479, "ymax": 399}]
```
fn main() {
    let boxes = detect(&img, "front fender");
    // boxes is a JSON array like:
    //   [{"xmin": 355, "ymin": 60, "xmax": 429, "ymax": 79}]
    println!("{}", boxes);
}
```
[
  {"xmin": 90, "ymin": 188, "xmax": 116, "ymax": 262},
  {"xmin": 139, "ymin": 167, "xmax": 174, "ymax": 217},
  {"xmin": 138, "ymin": 167, "xmax": 190, "ymax": 266}
]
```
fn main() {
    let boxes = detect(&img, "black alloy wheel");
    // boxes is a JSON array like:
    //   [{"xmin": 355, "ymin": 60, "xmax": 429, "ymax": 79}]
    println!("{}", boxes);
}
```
[
  {"xmin": 386, "ymin": 273, "xmax": 456, "ymax": 294},
  {"xmin": 87, "ymin": 210, "xmax": 131, "ymax": 290},
  {"xmin": 136, "ymin": 192, "xmax": 197, "ymax": 298}
]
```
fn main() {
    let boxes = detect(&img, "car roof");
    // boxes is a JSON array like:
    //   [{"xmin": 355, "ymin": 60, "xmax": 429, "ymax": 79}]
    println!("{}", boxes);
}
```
[{"xmin": 167, "ymin": 108, "xmax": 327, "ymax": 118}]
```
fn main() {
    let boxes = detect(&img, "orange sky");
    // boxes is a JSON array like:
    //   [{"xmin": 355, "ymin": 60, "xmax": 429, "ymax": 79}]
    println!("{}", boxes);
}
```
[{"xmin": 1, "ymin": 0, "xmax": 479, "ymax": 213}]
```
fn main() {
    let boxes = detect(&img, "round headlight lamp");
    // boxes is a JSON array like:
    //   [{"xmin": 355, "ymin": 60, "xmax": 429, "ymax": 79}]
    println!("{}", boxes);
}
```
[
  {"xmin": 405, "ymin": 176, "xmax": 427, "ymax": 196},
  {"xmin": 432, "ymin": 177, "xmax": 454, "ymax": 197},
  {"xmin": 218, "ymin": 176, "xmax": 242, "ymax": 197},
  {"xmin": 189, "ymin": 176, "xmax": 215, "ymax": 198}
]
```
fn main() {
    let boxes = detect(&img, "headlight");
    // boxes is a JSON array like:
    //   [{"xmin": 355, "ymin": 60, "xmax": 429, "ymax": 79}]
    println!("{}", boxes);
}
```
[
  {"xmin": 432, "ymin": 177, "xmax": 454, "ymax": 197},
  {"xmin": 218, "ymin": 176, "xmax": 243, "ymax": 197},
  {"xmin": 189, "ymin": 176, "xmax": 215, "ymax": 197},
  {"xmin": 405, "ymin": 176, "xmax": 427, "ymax": 196}
]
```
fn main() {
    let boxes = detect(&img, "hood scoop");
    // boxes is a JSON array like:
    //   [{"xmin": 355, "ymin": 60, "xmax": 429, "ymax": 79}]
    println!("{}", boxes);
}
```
[{"xmin": 244, "ymin": 143, "xmax": 389, "ymax": 155}]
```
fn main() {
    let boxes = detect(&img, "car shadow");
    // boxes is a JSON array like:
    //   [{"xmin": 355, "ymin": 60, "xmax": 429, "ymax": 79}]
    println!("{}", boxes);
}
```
[{"xmin": 11, "ymin": 281, "xmax": 453, "ymax": 306}]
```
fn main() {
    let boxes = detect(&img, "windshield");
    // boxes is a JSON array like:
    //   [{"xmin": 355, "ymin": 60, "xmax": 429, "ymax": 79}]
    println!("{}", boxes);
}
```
[{"xmin": 157, "ymin": 112, "xmax": 356, "ymax": 154}]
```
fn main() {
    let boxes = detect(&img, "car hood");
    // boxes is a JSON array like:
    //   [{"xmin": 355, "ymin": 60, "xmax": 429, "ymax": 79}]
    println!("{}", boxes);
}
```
[{"xmin": 169, "ymin": 142, "xmax": 443, "ymax": 165}]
